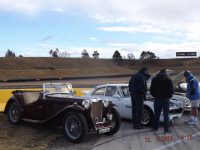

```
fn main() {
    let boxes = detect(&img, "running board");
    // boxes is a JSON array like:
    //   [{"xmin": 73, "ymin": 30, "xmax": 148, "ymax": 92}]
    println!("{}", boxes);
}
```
[{"xmin": 22, "ymin": 118, "xmax": 43, "ymax": 123}]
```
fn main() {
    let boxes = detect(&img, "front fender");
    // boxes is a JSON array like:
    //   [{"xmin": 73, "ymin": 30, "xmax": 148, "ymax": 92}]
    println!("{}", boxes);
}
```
[
  {"xmin": 108, "ymin": 101, "xmax": 117, "ymax": 107},
  {"xmin": 46, "ymin": 103, "xmax": 86, "ymax": 121},
  {"xmin": 51, "ymin": 104, "xmax": 94, "ymax": 129},
  {"xmin": 69, "ymin": 103, "xmax": 85, "ymax": 112},
  {"xmin": 4, "ymin": 97, "xmax": 24, "ymax": 114},
  {"xmin": 4, "ymin": 97, "xmax": 24, "ymax": 121}
]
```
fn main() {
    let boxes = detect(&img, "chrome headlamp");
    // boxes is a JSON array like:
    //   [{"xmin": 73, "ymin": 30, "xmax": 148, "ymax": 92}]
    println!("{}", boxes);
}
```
[
  {"xmin": 103, "ymin": 99, "xmax": 109, "ymax": 108},
  {"xmin": 82, "ymin": 99, "xmax": 91, "ymax": 109}
]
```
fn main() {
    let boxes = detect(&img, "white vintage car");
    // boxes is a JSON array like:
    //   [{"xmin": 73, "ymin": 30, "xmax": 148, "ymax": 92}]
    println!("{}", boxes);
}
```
[{"xmin": 84, "ymin": 84, "xmax": 183, "ymax": 126}]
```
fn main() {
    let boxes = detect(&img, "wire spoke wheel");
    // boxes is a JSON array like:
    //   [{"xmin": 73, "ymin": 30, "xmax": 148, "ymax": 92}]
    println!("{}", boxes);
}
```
[
  {"xmin": 65, "ymin": 115, "xmax": 82, "ymax": 139},
  {"xmin": 8, "ymin": 102, "xmax": 21, "ymax": 124},
  {"xmin": 63, "ymin": 111, "xmax": 88, "ymax": 143}
]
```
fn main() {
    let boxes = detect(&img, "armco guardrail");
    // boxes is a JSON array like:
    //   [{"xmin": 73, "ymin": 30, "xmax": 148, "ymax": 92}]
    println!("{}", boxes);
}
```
[{"xmin": 0, "ymin": 74, "xmax": 132, "ymax": 83}]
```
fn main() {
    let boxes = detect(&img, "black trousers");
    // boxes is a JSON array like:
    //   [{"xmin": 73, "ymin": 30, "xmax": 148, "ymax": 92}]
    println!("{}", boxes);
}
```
[{"xmin": 131, "ymin": 94, "xmax": 144, "ymax": 127}]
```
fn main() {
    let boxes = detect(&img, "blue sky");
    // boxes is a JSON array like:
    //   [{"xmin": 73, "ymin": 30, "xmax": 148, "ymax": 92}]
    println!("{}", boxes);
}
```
[{"xmin": 1, "ymin": 0, "xmax": 200, "ymax": 58}]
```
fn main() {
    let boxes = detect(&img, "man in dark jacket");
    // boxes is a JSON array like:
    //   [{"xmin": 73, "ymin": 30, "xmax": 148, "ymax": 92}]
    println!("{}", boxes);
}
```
[
  {"xmin": 129, "ymin": 67, "xmax": 150, "ymax": 129},
  {"xmin": 150, "ymin": 69, "xmax": 174, "ymax": 133}
]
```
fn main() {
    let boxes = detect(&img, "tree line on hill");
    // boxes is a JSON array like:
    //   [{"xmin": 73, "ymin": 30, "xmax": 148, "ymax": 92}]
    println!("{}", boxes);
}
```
[
  {"xmin": 5, "ymin": 49, "xmax": 23, "ymax": 57},
  {"xmin": 48, "ymin": 48, "xmax": 158, "ymax": 60},
  {"xmin": 4, "ymin": 48, "xmax": 158, "ymax": 61},
  {"xmin": 48, "ymin": 48, "xmax": 100, "ymax": 59}
]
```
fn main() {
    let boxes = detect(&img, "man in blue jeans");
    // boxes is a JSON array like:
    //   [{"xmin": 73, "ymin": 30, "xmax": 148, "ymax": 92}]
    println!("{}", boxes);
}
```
[{"xmin": 150, "ymin": 69, "xmax": 174, "ymax": 133}]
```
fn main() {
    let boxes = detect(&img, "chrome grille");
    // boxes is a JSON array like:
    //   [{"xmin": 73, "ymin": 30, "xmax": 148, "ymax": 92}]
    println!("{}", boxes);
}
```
[{"xmin": 90, "ymin": 100, "xmax": 103, "ymax": 123}]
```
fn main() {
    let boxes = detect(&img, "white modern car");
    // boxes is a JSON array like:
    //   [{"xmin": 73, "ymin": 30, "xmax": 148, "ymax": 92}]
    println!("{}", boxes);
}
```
[{"xmin": 84, "ymin": 84, "xmax": 183, "ymax": 126}]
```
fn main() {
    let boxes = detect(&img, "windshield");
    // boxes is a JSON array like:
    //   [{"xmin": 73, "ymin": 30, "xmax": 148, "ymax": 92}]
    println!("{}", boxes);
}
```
[
  {"xmin": 43, "ymin": 83, "xmax": 73, "ymax": 94},
  {"xmin": 121, "ymin": 86, "xmax": 130, "ymax": 97}
]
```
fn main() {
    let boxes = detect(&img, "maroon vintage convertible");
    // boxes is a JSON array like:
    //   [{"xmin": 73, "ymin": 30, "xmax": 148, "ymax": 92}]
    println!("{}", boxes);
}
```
[{"xmin": 4, "ymin": 83, "xmax": 121, "ymax": 143}]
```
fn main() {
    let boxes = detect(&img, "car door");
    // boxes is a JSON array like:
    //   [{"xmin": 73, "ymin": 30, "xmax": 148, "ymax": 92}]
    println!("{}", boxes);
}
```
[
  {"xmin": 119, "ymin": 86, "xmax": 132, "ymax": 119},
  {"xmin": 23, "ymin": 93, "xmax": 45, "ymax": 121}
]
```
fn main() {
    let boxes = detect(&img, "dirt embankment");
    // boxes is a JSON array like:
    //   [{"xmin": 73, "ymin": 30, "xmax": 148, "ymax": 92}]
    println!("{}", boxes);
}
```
[
  {"xmin": 0, "ymin": 57, "xmax": 200, "ymax": 80},
  {"xmin": 0, "ymin": 58, "xmax": 132, "ymax": 80}
]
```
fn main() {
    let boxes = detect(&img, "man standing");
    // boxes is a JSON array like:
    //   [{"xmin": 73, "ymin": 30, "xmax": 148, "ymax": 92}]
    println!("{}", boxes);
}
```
[
  {"xmin": 184, "ymin": 71, "xmax": 200, "ymax": 125},
  {"xmin": 150, "ymin": 69, "xmax": 174, "ymax": 133},
  {"xmin": 129, "ymin": 67, "xmax": 150, "ymax": 129}
]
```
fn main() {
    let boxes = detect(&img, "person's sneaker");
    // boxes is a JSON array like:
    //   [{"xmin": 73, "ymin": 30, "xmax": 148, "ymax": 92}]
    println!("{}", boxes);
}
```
[{"xmin": 187, "ymin": 120, "xmax": 198, "ymax": 125}]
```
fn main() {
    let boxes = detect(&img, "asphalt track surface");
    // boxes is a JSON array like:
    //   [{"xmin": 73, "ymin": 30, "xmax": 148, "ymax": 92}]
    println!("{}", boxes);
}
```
[{"xmin": 45, "ymin": 113, "xmax": 200, "ymax": 150}]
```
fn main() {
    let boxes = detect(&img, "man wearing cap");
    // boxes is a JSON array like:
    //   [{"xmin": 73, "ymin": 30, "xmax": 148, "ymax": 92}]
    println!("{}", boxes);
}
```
[
  {"xmin": 184, "ymin": 71, "xmax": 200, "ymax": 125},
  {"xmin": 129, "ymin": 67, "xmax": 150, "ymax": 129}
]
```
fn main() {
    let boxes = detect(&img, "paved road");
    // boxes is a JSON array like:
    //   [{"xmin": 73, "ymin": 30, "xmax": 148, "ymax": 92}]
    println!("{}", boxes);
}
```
[
  {"xmin": 0, "ymin": 112, "xmax": 199, "ymax": 150},
  {"xmin": 46, "ymin": 112, "xmax": 200, "ymax": 150}
]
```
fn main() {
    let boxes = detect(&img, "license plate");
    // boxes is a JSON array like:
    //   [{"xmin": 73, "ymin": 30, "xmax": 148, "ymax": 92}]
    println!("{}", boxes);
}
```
[{"xmin": 98, "ymin": 128, "xmax": 110, "ymax": 134}]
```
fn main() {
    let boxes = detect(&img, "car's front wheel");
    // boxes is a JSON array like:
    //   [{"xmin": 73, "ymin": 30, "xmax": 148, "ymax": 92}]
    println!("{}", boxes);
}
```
[
  {"xmin": 7, "ymin": 101, "xmax": 21, "ymax": 124},
  {"xmin": 141, "ymin": 107, "xmax": 154, "ymax": 126},
  {"xmin": 105, "ymin": 108, "xmax": 121, "ymax": 135},
  {"xmin": 63, "ymin": 111, "xmax": 88, "ymax": 143}
]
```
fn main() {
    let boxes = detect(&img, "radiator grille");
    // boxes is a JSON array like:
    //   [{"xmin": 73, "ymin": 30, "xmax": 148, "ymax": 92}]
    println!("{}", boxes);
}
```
[{"xmin": 90, "ymin": 100, "xmax": 103, "ymax": 123}]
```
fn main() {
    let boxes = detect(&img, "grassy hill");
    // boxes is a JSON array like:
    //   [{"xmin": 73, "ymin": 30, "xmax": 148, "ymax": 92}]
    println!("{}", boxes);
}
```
[{"xmin": 0, "ymin": 57, "xmax": 200, "ymax": 80}]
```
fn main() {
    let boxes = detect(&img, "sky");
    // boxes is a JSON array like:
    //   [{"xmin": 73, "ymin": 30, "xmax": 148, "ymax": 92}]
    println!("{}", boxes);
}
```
[{"xmin": 1, "ymin": 0, "xmax": 200, "ymax": 59}]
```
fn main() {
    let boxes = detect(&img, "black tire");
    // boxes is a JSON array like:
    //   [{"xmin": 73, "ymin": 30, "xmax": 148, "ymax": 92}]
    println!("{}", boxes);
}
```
[
  {"xmin": 105, "ymin": 108, "xmax": 121, "ymax": 135},
  {"xmin": 7, "ymin": 101, "xmax": 21, "ymax": 124},
  {"xmin": 141, "ymin": 107, "xmax": 154, "ymax": 126},
  {"xmin": 63, "ymin": 111, "xmax": 88, "ymax": 143}
]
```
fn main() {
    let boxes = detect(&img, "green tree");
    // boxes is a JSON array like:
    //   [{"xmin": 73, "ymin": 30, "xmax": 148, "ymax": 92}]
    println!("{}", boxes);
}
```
[
  {"xmin": 5, "ymin": 49, "xmax": 15, "ymax": 57},
  {"xmin": 49, "ymin": 49, "xmax": 53, "ymax": 57},
  {"xmin": 127, "ymin": 53, "xmax": 135, "ymax": 60},
  {"xmin": 140, "ymin": 51, "xmax": 157, "ymax": 60},
  {"xmin": 81, "ymin": 49, "xmax": 89, "ymax": 58},
  {"xmin": 92, "ymin": 50, "xmax": 99, "ymax": 59},
  {"xmin": 49, "ymin": 48, "xmax": 59, "ymax": 57},
  {"xmin": 112, "ymin": 50, "xmax": 122, "ymax": 60},
  {"xmin": 112, "ymin": 50, "xmax": 123, "ymax": 65},
  {"xmin": 53, "ymin": 48, "xmax": 59, "ymax": 57}
]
